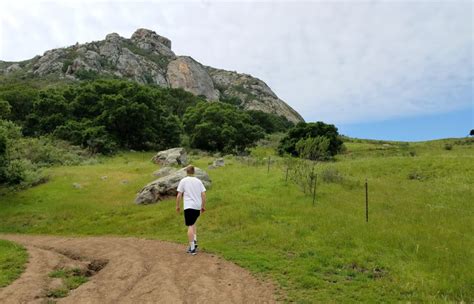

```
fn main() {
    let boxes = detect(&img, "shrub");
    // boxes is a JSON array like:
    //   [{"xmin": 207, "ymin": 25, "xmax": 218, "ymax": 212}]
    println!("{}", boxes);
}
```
[
  {"xmin": 321, "ymin": 167, "xmax": 343, "ymax": 183},
  {"xmin": 247, "ymin": 110, "xmax": 294, "ymax": 133},
  {"xmin": 0, "ymin": 100, "xmax": 11, "ymax": 119},
  {"xmin": 278, "ymin": 122, "xmax": 343, "ymax": 158},
  {"xmin": 444, "ymin": 143, "xmax": 453, "ymax": 151},
  {"xmin": 183, "ymin": 101, "xmax": 265, "ymax": 153},
  {"xmin": 296, "ymin": 136, "xmax": 331, "ymax": 161}
]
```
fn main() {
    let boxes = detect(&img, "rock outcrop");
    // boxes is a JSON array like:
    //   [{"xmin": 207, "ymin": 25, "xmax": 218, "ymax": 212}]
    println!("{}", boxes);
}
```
[
  {"xmin": 152, "ymin": 148, "xmax": 188, "ymax": 167},
  {"xmin": 135, "ymin": 166, "xmax": 211, "ymax": 204},
  {"xmin": 167, "ymin": 56, "xmax": 220, "ymax": 100},
  {"xmin": 0, "ymin": 28, "xmax": 303, "ymax": 123}
]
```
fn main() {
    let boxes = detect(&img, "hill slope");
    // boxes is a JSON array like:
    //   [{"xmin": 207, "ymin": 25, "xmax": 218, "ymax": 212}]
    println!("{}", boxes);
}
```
[{"xmin": 0, "ymin": 28, "xmax": 303, "ymax": 123}]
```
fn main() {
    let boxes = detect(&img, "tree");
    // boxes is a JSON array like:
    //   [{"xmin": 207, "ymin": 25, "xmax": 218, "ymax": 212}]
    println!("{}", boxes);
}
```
[
  {"xmin": 247, "ymin": 110, "xmax": 294, "ymax": 133},
  {"xmin": 183, "ymin": 101, "xmax": 265, "ymax": 152},
  {"xmin": 295, "ymin": 136, "xmax": 330, "ymax": 161},
  {"xmin": 470, "ymin": 129, "xmax": 474, "ymax": 137},
  {"xmin": 0, "ymin": 100, "xmax": 11, "ymax": 119},
  {"xmin": 278, "ymin": 122, "xmax": 343, "ymax": 158}
]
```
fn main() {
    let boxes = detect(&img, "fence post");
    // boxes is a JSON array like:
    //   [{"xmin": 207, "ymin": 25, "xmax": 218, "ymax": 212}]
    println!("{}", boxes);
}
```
[
  {"xmin": 285, "ymin": 166, "xmax": 289, "ymax": 182},
  {"xmin": 365, "ymin": 178, "xmax": 369, "ymax": 222},
  {"xmin": 312, "ymin": 174, "xmax": 317, "ymax": 206},
  {"xmin": 267, "ymin": 156, "xmax": 271, "ymax": 173}
]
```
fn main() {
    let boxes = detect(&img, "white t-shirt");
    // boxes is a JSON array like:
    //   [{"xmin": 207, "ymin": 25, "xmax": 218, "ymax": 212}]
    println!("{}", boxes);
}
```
[{"xmin": 177, "ymin": 176, "xmax": 206, "ymax": 210}]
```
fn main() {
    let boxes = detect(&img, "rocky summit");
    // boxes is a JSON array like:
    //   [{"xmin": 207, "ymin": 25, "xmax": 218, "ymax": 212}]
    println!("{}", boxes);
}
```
[{"xmin": 0, "ymin": 28, "xmax": 303, "ymax": 123}]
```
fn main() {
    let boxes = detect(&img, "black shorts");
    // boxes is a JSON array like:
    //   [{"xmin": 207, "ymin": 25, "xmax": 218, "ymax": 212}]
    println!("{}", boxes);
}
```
[{"xmin": 184, "ymin": 209, "xmax": 200, "ymax": 226}]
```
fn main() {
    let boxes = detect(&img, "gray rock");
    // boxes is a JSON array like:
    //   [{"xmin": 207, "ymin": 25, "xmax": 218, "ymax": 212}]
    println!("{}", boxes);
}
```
[
  {"xmin": 153, "ymin": 166, "xmax": 177, "ymax": 178},
  {"xmin": 152, "ymin": 148, "xmax": 188, "ymax": 167},
  {"xmin": 100, "ymin": 176, "xmax": 108, "ymax": 180},
  {"xmin": 131, "ymin": 28, "xmax": 175, "ymax": 57},
  {"xmin": 72, "ymin": 183, "xmax": 82, "ymax": 189},
  {"xmin": 206, "ymin": 66, "xmax": 304, "ymax": 123},
  {"xmin": 135, "ymin": 166, "xmax": 211, "ymax": 204},
  {"xmin": 167, "ymin": 56, "xmax": 220, "ymax": 100},
  {"xmin": 213, "ymin": 158, "xmax": 225, "ymax": 167},
  {"xmin": 5, "ymin": 63, "xmax": 21, "ymax": 73}
]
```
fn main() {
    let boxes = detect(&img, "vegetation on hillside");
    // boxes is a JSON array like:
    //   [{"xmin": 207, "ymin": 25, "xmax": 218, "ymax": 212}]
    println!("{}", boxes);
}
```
[{"xmin": 0, "ymin": 78, "xmax": 295, "ymax": 187}]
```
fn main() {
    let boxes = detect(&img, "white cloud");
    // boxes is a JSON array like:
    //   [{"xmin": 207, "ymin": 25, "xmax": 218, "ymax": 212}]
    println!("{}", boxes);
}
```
[{"xmin": 1, "ymin": 0, "xmax": 472, "ymax": 124}]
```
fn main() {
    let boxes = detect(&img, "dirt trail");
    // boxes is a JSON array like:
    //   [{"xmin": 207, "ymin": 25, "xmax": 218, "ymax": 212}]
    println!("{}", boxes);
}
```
[{"xmin": 0, "ymin": 235, "xmax": 276, "ymax": 304}]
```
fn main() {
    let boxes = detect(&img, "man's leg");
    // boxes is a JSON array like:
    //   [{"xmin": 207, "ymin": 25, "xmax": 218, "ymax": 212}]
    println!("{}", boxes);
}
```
[
  {"xmin": 187, "ymin": 225, "xmax": 195, "ymax": 249},
  {"xmin": 193, "ymin": 225, "xmax": 197, "ymax": 243}
]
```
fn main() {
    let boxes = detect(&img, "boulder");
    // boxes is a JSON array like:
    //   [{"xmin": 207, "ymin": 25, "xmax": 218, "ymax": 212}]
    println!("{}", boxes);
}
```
[
  {"xmin": 213, "ymin": 158, "xmax": 225, "ymax": 167},
  {"xmin": 152, "ymin": 148, "xmax": 188, "ymax": 166},
  {"xmin": 153, "ymin": 166, "xmax": 177, "ymax": 178},
  {"xmin": 135, "ymin": 166, "xmax": 211, "ymax": 204}
]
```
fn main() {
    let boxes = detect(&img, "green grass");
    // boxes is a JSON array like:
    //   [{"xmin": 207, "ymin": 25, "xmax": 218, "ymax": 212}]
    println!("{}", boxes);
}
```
[
  {"xmin": 48, "ymin": 268, "xmax": 88, "ymax": 298},
  {"xmin": 0, "ymin": 138, "xmax": 473, "ymax": 302},
  {"xmin": 0, "ymin": 239, "xmax": 28, "ymax": 287}
]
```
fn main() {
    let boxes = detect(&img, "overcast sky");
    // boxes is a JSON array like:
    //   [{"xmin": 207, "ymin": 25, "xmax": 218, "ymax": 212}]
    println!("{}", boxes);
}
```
[{"xmin": 1, "ymin": 0, "xmax": 472, "ymax": 139}]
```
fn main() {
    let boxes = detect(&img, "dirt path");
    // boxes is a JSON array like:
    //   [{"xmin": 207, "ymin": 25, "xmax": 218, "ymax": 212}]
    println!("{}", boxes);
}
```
[{"xmin": 0, "ymin": 234, "xmax": 276, "ymax": 304}]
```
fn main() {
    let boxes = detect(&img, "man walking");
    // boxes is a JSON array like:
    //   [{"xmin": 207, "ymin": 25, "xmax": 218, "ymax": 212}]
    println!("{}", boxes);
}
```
[{"xmin": 176, "ymin": 165, "xmax": 206, "ymax": 255}]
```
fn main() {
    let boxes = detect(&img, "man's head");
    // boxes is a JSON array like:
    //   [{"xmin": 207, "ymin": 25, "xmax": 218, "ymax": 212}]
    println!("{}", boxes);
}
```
[{"xmin": 186, "ymin": 165, "xmax": 195, "ymax": 175}]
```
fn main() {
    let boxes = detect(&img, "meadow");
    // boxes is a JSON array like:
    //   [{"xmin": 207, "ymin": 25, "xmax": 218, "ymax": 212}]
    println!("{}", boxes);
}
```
[{"xmin": 0, "ymin": 138, "xmax": 472, "ymax": 303}]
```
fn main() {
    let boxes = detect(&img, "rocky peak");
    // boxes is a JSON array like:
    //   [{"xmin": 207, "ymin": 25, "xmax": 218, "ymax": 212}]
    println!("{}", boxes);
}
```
[
  {"xmin": 131, "ymin": 28, "xmax": 172, "ymax": 50},
  {"xmin": 105, "ymin": 33, "xmax": 122, "ymax": 43},
  {"xmin": 0, "ymin": 28, "xmax": 304, "ymax": 123}
]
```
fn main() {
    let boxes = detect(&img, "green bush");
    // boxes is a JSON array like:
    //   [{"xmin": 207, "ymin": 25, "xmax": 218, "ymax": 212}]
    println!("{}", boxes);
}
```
[
  {"xmin": 278, "ymin": 122, "xmax": 343, "ymax": 158},
  {"xmin": 0, "ymin": 100, "xmax": 11, "ymax": 119},
  {"xmin": 295, "ymin": 136, "xmax": 330, "ymax": 161},
  {"xmin": 321, "ymin": 167, "xmax": 343, "ymax": 183},
  {"xmin": 247, "ymin": 110, "xmax": 294, "ymax": 133},
  {"xmin": 0, "ymin": 119, "xmax": 93, "ymax": 188},
  {"xmin": 183, "ymin": 101, "xmax": 265, "ymax": 153}
]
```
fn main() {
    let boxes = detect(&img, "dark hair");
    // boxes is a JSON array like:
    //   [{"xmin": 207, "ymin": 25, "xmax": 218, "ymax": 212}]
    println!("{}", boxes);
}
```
[{"xmin": 186, "ymin": 165, "xmax": 195, "ymax": 175}]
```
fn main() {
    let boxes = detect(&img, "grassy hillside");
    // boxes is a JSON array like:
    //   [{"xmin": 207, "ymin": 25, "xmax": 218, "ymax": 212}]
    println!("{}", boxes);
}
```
[{"xmin": 0, "ymin": 138, "xmax": 472, "ymax": 302}]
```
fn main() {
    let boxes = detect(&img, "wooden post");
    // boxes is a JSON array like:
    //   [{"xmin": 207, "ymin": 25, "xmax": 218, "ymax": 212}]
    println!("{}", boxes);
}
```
[
  {"xmin": 267, "ymin": 156, "xmax": 271, "ymax": 173},
  {"xmin": 365, "ymin": 178, "xmax": 369, "ymax": 222},
  {"xmin": 312, "ymin": 174, "xmax": 317, "ymax": 206},
  {"xmin": 285, "ymin": 166, "xmax": 289, "ymax": 182}
]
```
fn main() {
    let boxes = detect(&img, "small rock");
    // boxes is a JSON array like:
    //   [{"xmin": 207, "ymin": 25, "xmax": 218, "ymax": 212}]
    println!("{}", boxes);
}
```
[
  {"xmin": 101, "ymin": 176, "xmax": 108, "ymax": 180},
  {"xmin": 121, "ymin": 180, "xmax": 129, "ymax": 185},
  {"xmin": 213, "ymin": 158, "xmax": 225, "ymax": 167},
  {"xmin": 72, "ymin": 183, "xmax": 82, "ymax": 189}
]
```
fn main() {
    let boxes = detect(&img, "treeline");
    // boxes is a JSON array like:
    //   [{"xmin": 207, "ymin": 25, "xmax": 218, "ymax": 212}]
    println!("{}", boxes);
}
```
[
  {"xmin": 0, "ymin": 78, "xmax": 295, "ymax": 186},
  {"xmin": 0, "ymin": 79, "xmax": 294, "ymax": 154}
]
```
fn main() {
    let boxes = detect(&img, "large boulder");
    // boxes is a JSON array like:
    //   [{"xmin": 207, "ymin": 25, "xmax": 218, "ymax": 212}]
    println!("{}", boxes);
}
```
[
  {"xmin": 152, "ymin": 148, "xmax": 188, "ymax": 166},
  {"xmin": 152, "ymin": 166, "xmax": 177, "ymax": 178},
  {"xmin": 135, "ymin": 167, "xmax": 211, "ymax": 204}
]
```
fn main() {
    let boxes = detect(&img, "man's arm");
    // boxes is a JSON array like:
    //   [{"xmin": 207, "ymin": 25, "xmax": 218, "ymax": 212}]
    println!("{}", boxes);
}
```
[
  {"xmin": 201, "ymin": 191, "xmax": 206, "ymax": 212},
  {"xmin": 176, "ymin": 192, "xmax": 182, "ymax": 213}
]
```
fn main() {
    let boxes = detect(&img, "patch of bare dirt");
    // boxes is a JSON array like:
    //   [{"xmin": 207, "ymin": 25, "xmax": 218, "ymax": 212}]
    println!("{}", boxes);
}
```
[{"xmin": 0, "ymin": 235, "xmax": 276, "ymax": 303}]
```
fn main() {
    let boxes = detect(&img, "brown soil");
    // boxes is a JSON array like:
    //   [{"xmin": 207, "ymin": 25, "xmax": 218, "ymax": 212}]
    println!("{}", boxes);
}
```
[{"xmin": 0, "ymin": 234, "xmax": 277, "ymax": 303}]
